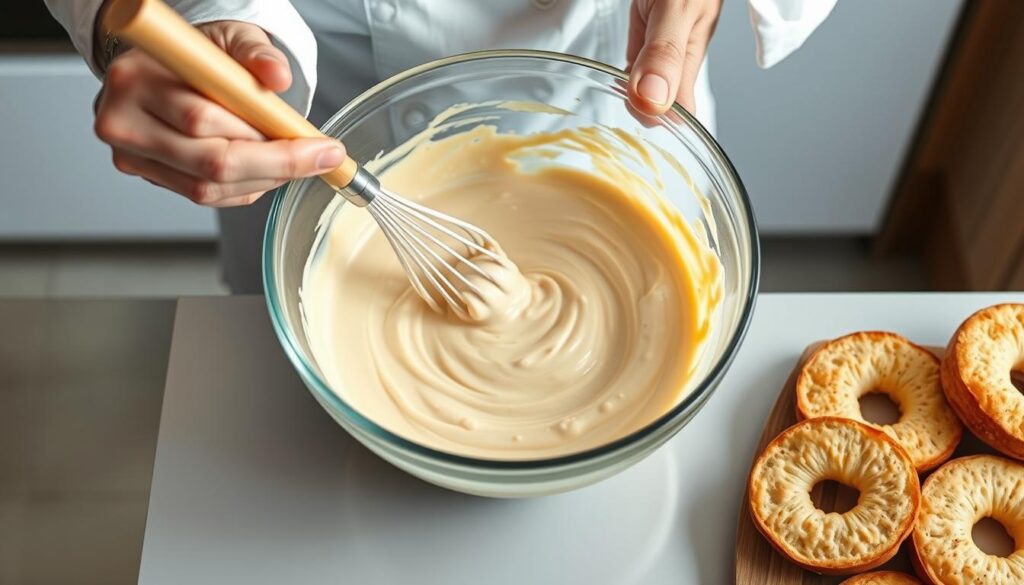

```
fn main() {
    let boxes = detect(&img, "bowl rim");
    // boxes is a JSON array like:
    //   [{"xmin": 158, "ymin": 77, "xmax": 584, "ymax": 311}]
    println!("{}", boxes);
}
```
[{"xmin": 263, "ymin": 49, "xmax": 760, "ymax": 470}]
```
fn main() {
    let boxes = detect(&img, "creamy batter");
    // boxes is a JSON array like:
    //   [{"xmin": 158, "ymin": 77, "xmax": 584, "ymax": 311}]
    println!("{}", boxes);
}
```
[{"xmin": 302, "ymin": 105, "xmax": 721, "ymax": 460}]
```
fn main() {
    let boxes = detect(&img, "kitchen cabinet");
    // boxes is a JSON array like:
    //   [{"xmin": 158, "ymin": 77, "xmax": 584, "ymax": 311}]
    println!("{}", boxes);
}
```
[{"xmin": 0, "ymin": 55, "xmax": 217, "ymax": 240}]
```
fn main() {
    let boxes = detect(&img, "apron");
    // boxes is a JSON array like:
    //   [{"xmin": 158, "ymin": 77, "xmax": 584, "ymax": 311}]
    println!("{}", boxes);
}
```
[{"xmin": 219, "ymin": 0, "xmax": 715, "ymax": 293}]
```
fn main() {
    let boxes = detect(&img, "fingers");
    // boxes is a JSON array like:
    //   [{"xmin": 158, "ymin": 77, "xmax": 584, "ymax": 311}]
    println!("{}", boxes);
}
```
[
  {"xmin": 628, "ymin": 0, "xmax": 719, "ymax": 116},
  {"xmin": 241, "ymin": 50, "xmax": 292, "ymax": 94},
  {"xmin": 141, "ymin": 86, "xmax": 264, "ymax": 141},
  {"xmin": 94, "ymin": 21, "xmax": 316, "ymax": 207},
  {"xmin": 185, "ymin": 137, "xmax": 345, "ymax": 183},
  {"xmin": 97, "ymin": 59, "xmax": 341, "ymax": 205},
  {"xmin": 112, "ymin": 150, "xmax": 285, "ymax": 207},
  {"xmin": 99, "ymin": 108, "xmax": 342, "ymax": 200},
  {"xmin": 675, "ymin": 24, "xmax": 713, "ymax": 114},
  {"xmin": 626, "ymin": 0, "xmax": 647, "ymax": 71},
  {"xmin": 629, "ymin": 0, "xmax": 694, "ymax": 115},
  {"xmin": 204, "ymin": 21, "xmax": 293, "ymax": 92},
  {"xmin": 137, "ymin": 129, "xmax": 344, "ymax": 183},
  {"xmin": 101, "ymin": 34, "xmax": 267, "ymax": 142}
]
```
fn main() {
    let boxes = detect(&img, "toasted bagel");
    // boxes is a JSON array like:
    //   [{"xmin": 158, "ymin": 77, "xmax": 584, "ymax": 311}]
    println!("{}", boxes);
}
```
[
  {"xmin": 911, "ymin": 455, "xmax": 1024, "ymax": 585},
  {"xmin": 797, "ymin": 331, "xmax": 962, "ymax": 471},
  {"xmin": 748, "ymin": 417, "xmax": 920, "ymax": 575},
  {"xmin": 840, "ymin": 571, "xmax": 922, "ymax": 585},
  {"xmin": 941, "ymin": 303, "xmax": 1024, "ymax": 460}
]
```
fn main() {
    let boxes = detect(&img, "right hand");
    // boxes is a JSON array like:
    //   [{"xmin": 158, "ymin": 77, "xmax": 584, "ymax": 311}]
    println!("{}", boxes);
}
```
[{"xmin": 94, "ymin": 20, "xmax": 345, "ymax": 207}]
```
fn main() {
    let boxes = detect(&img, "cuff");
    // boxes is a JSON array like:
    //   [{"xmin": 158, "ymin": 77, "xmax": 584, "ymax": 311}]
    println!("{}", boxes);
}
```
[
  {"xmin": 43, "ymin": 0, "xmax": 107, "ymax": 76},
  {"xmin": 748, "ymin": 0, "xmax": 839, "ymax": 69}
]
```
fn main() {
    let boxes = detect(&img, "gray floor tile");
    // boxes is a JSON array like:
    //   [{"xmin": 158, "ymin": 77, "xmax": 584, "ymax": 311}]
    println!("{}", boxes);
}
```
[
  {"xmin": 759, "ymin": 237, "xmax": 928, "ymax": 292},
  {"xmin": 18, "ymin": 496, "xmax": 149, "ymax": 585},
  {"xmin": 15, "ymin": 302, "xmax": 171, "ymax": 494},
  {"xmin": 0, "ymin": 302, "xmax": 46, "ymax": 493},
  {"xmin": 0, "ymin": 249, "xmax": 52, "ymax": 296},
  {"xmin": 50, "ymin": 244, "xmax": 227, "ymax": 297},
  {"xmin": 0, "ymin": 498, "xmax": 26, "ymax": 584},
  {"xmin": 0, "ymin": 387, "xmax": 33, "ymax": 494},
  {"xmin": 0, "ymin": 300, "xmax": 172, "ymax": 585},
  {"xmin": 28, "ymin": 376, "xmax": 164, "ymax": 495},
  {"xmin": 0, "ymin": 237, "xmax": 932, "ymax": 299}
]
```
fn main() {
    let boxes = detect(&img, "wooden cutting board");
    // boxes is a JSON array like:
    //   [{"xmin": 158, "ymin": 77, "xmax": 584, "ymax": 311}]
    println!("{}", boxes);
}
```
[{"xmin": 734, "ymin": 343, "xmax": 999, "ymax": 584}]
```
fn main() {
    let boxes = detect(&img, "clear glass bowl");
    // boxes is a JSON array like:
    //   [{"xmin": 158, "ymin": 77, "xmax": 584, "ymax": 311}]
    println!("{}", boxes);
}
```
[{"xmin": 263, "ymin": 50, "xmax": 759, "ymax": 497}]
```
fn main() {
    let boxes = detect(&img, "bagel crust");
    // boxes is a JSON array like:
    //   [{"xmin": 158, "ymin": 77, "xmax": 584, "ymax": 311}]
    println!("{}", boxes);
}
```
[
  {"xmin": 840, "ymin": 571, "xmax": 922, "ymax": 585},
  {"xmin": 797, "ymin": 331, "xmax": 962, "ymax": 471},
  {"xmin": 912, "ymin": 455, "xmax": 1024, "ymax": 585},
  {"xmin": 748, "ymin": 417, "xmax": 920, "ymax": 575},
  {"xmin": 941, "ymin": 304, "xmax": 1024, "ymax": 460}
]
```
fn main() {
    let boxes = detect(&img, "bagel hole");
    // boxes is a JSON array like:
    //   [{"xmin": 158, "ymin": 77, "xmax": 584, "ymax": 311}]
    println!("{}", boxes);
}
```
[
  {"xmin": 1011, "ymin": 369, "xmax": 1024, "ymax": 394},
  {"xmin": 973, "ymin": 517, "xmax": 1015, "ymax": 557},
  {"xmin": 810, "ymin": 480, "xmax": 860, "ymax": 514},
  {"xmin": 859, "ymin": 391, "xmax": 901, "ymax": 425}
]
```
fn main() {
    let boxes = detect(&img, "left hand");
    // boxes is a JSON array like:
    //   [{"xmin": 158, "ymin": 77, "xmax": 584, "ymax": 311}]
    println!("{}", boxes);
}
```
[{"xmin": 627, "ymin": 0, "xmax": 723, "ymax": 116}]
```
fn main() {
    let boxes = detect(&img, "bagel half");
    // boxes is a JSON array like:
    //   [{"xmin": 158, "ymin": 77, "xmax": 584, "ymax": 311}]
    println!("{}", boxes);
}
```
[
  {"xmin": 840, "ymin": 571, "xmax": 922, "ymax": 585},
  {"xmin": 941, "ymin": 303, "xmax": 1024, "ymax": 460},
  {"xmin": 797, "ymin": 331, "xmax": 962, "ymax": 471},
  {"xmin": 911, "ymin": 455, "xmax": 1024, "ymax": 585},
  {"xmin": 748, "ymin": 417, "xmax": 920, "ymax": 575}
]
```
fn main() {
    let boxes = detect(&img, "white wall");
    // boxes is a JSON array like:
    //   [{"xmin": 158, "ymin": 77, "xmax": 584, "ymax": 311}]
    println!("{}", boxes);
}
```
[
  {"xmin": 709, "ymin": 0, "xmax": 962, "ymax": 234},
  {"xmin": 0, "ymin": 1, "xmax": 962, "ymax": 239}
]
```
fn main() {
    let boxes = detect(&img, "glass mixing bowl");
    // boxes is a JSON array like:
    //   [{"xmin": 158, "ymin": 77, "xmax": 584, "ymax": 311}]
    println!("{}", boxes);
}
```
[{"xmin": 264, "ymin": 50, "xmax": 759, "ymax": 497}]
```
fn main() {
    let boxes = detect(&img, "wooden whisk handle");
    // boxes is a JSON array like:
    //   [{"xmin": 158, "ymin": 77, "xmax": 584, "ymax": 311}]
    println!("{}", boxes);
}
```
[{"xmin": 103, "ymin": 0, "xmax": 358, "ymax": 188}]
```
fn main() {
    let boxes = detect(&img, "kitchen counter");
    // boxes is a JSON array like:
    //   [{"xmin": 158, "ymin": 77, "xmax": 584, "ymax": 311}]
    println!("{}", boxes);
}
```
[{"xmin": 3, "ymin": 293, "xmax": 1023, "ymax": 584}]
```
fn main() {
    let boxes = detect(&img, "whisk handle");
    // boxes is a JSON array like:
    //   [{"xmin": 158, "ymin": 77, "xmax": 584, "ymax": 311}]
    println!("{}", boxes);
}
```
[{"xmin": 103, "ymin": 0, "xmax": 359, "ymax": 188}]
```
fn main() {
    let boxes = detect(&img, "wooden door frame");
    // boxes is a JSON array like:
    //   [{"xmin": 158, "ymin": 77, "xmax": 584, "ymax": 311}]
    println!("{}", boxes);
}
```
[{"xmin": 876, "ymin": 0, "xmax": 1024, "ymax": 291}]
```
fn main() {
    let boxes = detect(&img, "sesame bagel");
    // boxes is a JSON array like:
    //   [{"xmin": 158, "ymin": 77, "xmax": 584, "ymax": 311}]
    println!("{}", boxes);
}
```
[
  {"xmin": 911, "ymin": 455, "xmax": 1024, "ymax": 585},
  {"xmin": 840, "ymin": 571, "xmax": 922, "ymax": 585},
  {"xmin": 797, "ymin": 331, "xmax": 962, "ymax": 471},
  {"xmin": 941, "ymin": 304, "xmax": 1024, "ymax": 460},
  {"xmin": 748, "ymin": 417, "xmax": 920, "ymax": 575}
]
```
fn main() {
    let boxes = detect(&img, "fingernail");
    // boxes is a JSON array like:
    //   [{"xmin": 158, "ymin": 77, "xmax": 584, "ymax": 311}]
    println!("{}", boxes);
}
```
[
  {"xmin": 638, "ymin": 73, "xmax": 670, "ymax": 105},
  {"xmin": 316, "ymin": 146, "xmax": 344, "ymax": 170}
]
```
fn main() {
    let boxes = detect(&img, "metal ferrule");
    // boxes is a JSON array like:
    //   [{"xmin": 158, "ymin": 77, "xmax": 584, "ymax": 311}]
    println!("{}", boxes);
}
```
[{"xmin": 339, "ymin": 167, "xmax": 382, "ymax": 207}]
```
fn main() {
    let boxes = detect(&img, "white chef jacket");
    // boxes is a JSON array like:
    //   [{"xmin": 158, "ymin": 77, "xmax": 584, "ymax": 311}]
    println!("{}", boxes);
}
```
[{"xmin": 47, "ymin": 0, "xmax": 836, "ymax": 293}]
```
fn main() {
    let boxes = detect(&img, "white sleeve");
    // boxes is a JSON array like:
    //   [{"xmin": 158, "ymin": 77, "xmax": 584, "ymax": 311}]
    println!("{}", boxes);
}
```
[
  {"xmin": 43, "ymin": 0, "xmax": 106, "ymax": 73},
  {"xmin": 747, "ymin": 0, "xmax": 838, "ymax": 68},
  {"xmin": 43, "ymin": 0, "xmax": 318, "ymax": 116}
]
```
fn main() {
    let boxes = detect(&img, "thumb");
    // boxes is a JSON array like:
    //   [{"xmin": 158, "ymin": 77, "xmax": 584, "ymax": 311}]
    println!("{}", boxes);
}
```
[
  {"xmin": 628, "ymin": 1, "xmax": 695, "ymax": 116},
  {"xmin": 208, "ymin": 22, "xmax": 293, "ymax": 93}
]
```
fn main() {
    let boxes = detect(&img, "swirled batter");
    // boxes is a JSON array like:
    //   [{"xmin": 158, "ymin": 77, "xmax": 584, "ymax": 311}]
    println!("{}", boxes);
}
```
[{"xmin": 302, "ymin": 107, "xmax": 721, "ymax": 459}]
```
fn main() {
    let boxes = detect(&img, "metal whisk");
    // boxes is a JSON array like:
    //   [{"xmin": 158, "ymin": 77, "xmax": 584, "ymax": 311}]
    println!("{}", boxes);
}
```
[
  {"xmin": 106, "ymin": 0, "xmax": 507, "ymax": 319},
  {"xmin": 342, "ymin": 170, "xmax": 507, "ymax": 320}
]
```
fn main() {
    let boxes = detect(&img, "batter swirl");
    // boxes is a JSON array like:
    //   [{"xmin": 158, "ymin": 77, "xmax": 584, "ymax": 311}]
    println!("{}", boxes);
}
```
[{"xmin": 302, "ymin": 111, "xmax": 720, "ymax": 459}]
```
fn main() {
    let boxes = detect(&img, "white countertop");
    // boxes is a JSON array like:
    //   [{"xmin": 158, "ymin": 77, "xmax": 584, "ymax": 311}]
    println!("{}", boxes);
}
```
[{"xmin": 138, "ymin": 293, "xmax": 1024, "ymax": 584}]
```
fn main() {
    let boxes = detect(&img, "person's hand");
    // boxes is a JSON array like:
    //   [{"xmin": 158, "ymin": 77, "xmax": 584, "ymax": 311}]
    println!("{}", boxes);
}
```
[
  {"xmin": 94, "ymin": 20, "xmax": 345, "ymax": 207},
  {"xmin": 626, "ymin": 0, "xmax": 723, "ymax": 116}
]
